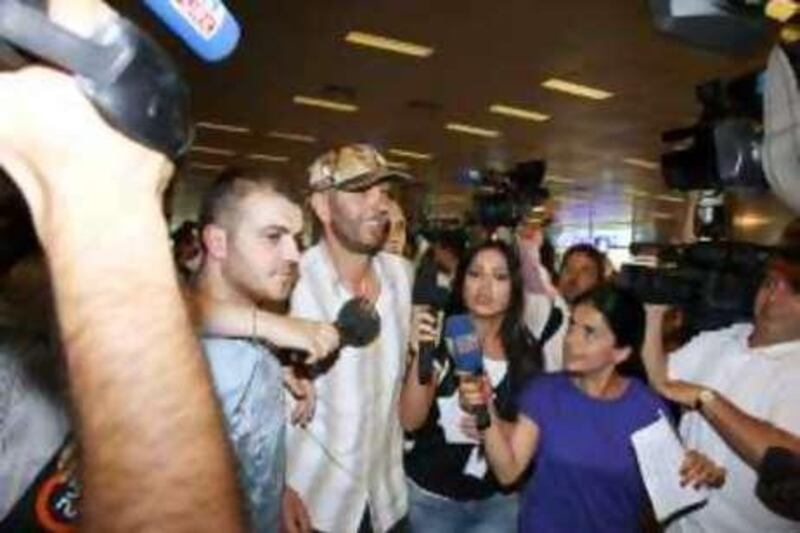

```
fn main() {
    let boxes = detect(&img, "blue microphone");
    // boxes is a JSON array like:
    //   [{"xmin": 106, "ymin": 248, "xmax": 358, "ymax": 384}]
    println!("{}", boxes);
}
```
[
  {"xmin": 444, "ymin": 314, "xmax": 491, "ymax": 430},
  {"xmin": 142, "ymin": 0, "xmax": 240, "ymax": 62}
]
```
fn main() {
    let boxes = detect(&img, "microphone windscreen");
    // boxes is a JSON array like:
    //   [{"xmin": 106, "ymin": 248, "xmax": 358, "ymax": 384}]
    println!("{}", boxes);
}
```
[
  {"xmin": 143, "ymin": 0, "xmax": 240, "ymax": 62},
  {"xmin": 335, "ymin": 297, "xmax": 381, "ymax": 347},
  {"xmin": 444, "ymin": 314, "xmax": 482, "ymax": 374}
]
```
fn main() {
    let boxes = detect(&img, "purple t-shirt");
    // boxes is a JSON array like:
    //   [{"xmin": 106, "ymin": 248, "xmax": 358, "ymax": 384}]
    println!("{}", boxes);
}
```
[{"xmin": 518, "ymin": 373, "xmax": 667, "ymax": 533}]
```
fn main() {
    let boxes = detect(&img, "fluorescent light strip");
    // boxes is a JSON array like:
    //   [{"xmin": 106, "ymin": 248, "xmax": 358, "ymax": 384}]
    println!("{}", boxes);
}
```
[
  {"xmin": 624, "ymin": 187, "xmax": 650, "ymax": 198},
  {"xmin": 344, "ymin": 31, "xmax": 433, "ymax": 58},
  {"xmin": 196, "ymin": 121, "xmax": 251, "ymax": 134},
  {"xmin": 541, "ymin": 78, "xmax": 613, "ymax": 100},
  {"xmin": 247, "ymin": 153, "xmax": 290, "ymax": 163},
  {"xmin": 445, "ymin": 122, "xmax": 501, "ymax": 138},
  {"xmin": 268, "ymin": 131, "xmax": 317, "ymax": 143},
  {"xmin": 489, "ymin": 104, "xmax": 550, "ymax": 122},
  {"xmin": 388, "ymin": 148, "xmax": 433, "ymax": 161},
  {"xmin": 190, "ymin": 162, "xmax": 226, "ymax": 171},
  {"xmin": 189, "ymin": 145, "xmax": 236, "ymax": 156},
  {"xmin": 623, "ymin": 157, "xmax": 659, "ymax": 170},
  {"xmin": 544, "ymin": 174, "xmax": 575, "ymax": 185},
  {"xmin": 293, "ymin": 95, "xmax": 358, "ymax": 113},
  {"xmin": 655, "ymin": 194, "xmax": 685, "ymax": 203},
  {"xmin": 386, "ymin": 160, "xmax": 410, "ymax": 170}
]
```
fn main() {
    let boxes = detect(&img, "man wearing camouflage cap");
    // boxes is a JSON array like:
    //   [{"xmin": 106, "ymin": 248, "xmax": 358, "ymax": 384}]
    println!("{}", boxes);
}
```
[{"xmin": 283, "ymin": 145, "xmax": 413, "ymax": 533}]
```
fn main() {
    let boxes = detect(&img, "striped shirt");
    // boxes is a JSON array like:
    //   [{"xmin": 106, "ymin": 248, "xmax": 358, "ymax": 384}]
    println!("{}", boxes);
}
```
[{"xmin": 287, "ymin": 243, "xmax": 412, "ymax": 532}]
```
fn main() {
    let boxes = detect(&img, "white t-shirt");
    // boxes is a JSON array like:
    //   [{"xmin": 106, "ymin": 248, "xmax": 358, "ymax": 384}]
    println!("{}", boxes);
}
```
[
  {"xmin": 286, "ymin": 244, "xmax": 412, "ymax": 533},
  {"xmin": 523, "ymin": 292, "xmax": 568, "ymax": 372},
  {"xmin": 667, "ymin": 323, "xmax": 800, "ymax": 533}
]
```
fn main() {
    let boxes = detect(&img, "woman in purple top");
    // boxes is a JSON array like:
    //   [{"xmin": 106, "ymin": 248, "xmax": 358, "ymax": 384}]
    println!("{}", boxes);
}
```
[{"xmin": 465, "ymin": 284, "xmax": 726, "ymax": 532}]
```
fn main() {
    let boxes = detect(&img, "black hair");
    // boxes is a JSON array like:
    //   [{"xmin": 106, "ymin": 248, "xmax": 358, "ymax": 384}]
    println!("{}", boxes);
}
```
[
  {"xmin": 449, "ymin": 240, "xmax": 543, "ymax": 417},
  {"xmin": 198, "ymin": 166, "xmax": 298, "ymax": 230},
  {"xmin": 560, "ymin": 243, "xmax": 606, "ymax": 281},
  {"xmin": 572, "ymin": 283, "xmax": 647, "ymax": 379}
]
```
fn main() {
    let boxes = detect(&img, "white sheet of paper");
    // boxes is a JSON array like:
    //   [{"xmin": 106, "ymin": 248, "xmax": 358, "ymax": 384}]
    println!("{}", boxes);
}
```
[
  {"xmin": 463, "ymin": 446, "xmax": 488, "ymax": 479},
  {"xmin": 436, "ymin": 394, "xmax": 480, "ymax": 445},
  {"xmin": 631, "ymin": 413, "xmax": 708, "ymax": 522}
]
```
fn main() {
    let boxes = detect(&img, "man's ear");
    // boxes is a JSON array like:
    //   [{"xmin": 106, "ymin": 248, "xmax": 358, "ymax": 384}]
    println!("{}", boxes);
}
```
[
  {"xmin": 202, "ymin": 224, "xmax": 228, "ymax": 260},
  {"xmin": 309, "ymin": 191, "xmax": 330, "ymax": 226}
]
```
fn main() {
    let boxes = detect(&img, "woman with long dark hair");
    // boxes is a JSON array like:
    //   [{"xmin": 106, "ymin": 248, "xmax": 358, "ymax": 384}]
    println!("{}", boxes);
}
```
[{"xmin": 400, "ymin": 240, "xmax": 543, "ymax": 532}]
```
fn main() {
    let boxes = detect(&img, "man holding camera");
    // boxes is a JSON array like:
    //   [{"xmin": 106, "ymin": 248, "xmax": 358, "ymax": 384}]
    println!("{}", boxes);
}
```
[{"xmin": 643, "ymin": 251, "xmax": 800, "ymax": 531}]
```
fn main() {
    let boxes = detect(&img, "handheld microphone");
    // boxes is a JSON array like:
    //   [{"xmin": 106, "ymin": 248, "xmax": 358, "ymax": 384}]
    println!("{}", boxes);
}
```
[
  {"xmin": 334, "ymin": 297, "xmax": 381, "ymax": 348},
  {"xmin": 444, "ymin": 314, "xmax": 491, "ymax": 431},
  {"xmin": 412, "ymin": 260, "xmax": 450, "ymax": 384},
  {"xmin": 142, "ymin": 0, "xmax": 240, "ymax": 62}
]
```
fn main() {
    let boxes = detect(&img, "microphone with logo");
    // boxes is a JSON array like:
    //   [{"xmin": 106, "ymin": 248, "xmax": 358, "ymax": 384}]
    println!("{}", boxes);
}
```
[
  {"xmin": 444, "ymin": 314, "xmax": 491, "ymax": 431},
  {"xmin": 143, "ymin": 0, "xmax": 241, "ymax": 62},
  {"xmin": 412, "ymin": 260, "xmax": 450, "ymax": 384}
]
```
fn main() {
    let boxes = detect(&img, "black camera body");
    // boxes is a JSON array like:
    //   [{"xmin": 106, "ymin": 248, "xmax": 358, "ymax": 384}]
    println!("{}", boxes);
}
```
[
  {"xmin": 469, "ymin": 160, "xmax": 548, "ymax": 228},
  {"xmin": 618, "ymin": 241, "xmax": 772, "ymax": 333}
]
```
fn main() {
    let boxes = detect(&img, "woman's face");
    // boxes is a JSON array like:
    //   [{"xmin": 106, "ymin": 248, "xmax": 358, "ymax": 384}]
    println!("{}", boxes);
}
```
[
  {"xmin": 563, "ymin": 303, "xmax": 627, "ymax": 375},
  {"xmin": 463, "ymin": 248, "xmax": 512, "ymax": 320}
]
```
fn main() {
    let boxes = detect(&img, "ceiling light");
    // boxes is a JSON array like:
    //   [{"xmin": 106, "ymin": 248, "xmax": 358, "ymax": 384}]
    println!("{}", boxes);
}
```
[
  {"xmin": 196, "ymin": 121, "xmax": 251, "ymax": 134},
  {"xmin": 189, "ymin": 145, "xmax": 236, "ymax": 156},
  {"xmin": 735, "ymin": 214, "xmax": 771, "ymax": 228},
  {"xmin": 386, "ymin": 160, "xmax": 410, "ymax": 170},
  {"xmin": 623, "ymin": 157, "xmax": 659, "ymax": 170},
  {"xmin": 541, "ymin": 78, "xmax": 614, "ymax": 100},
  {"xmin": 189, "ymin": 162, "xmax": 226, "ymax": 171},
  {"xmin": 624, "ymin": 187, "xmax": 650, "ymax": 198},
  {"xmin": 656, "ymin": 194, "xmax": 685, "ymax": 203},
  {"xmin": 247, "ymin": 153, "xmax": 290, "ymax": 163},
  {"xmin": 445, "ymin": 122, "xmax": 501, "ymax": 138},
  {"xmin": 344, "ymin": 31, "xmax": 434, "ymax": 58},
  {"xmin": 293, "ymin": 95, "xmax": 358, "ymax": 113},
  {"xmin": 388, "ymin": 148, "xmax": 434, "ymax": 161},
  {"xmin": 489, "ymin": 104, "xmax": 550, "ymax": 122},
  {"xmin": 544, "ymin": 174, "xmax": 576, "ymax": 185},
  {"xmin": 268, "ymin": 131, "xmax": 317, "ymax": 143}
]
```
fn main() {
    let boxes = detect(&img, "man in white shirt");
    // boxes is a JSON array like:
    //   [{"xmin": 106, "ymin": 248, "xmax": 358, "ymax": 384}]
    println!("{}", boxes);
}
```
[
  {"xmin": 643, "ymin": 251, "xmax": 800, "ymax": 532},
  {"xmin": 283, "ymin": 145, "xmax": 413, "ymax": 533}
]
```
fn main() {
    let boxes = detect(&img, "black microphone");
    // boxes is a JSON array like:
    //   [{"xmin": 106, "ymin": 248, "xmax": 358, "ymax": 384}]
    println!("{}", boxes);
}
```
[
  {"xmin": 412, "ymin": 259, "xmax": 450, "ymax": 384},
  {"xmin": 335, "ymin": 297, "xmax": 381, "ymax": 348}
]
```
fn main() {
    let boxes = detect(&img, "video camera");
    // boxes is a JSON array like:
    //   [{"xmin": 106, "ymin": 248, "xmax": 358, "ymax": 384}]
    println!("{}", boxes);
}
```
[
  {"xmin": 618, "ymin": 241, "xmax": 773, "ymax": 333},
  {"xmin": 650, "ymin": 0, "xmax": 800, "ymax": 215},
  {"xmin": 467, "ymin": 160, "xmax": 549, "ymax": 228}
]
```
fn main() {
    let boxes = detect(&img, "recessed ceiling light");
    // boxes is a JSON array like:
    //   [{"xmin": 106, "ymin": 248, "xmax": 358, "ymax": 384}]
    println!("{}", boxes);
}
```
[
  {"xmin": 189, "ymin": 145, "xmax": 236, "ymax": 156},
  {"xmin": 544, "ymin": 174, "xmax": 576, "ymax": 185},
  {"xmin": 196, "ymin": 121, "xmax": 251, "ymax": 134},
  {"xmin": 344, "ymin": 31, "xmax": 434, "ymax": 58},
  {"xmin": 541, "ymin": 78, "xmax": 614, "ymax": 100},
  {"xmin": 735, "ymin": 214, "xmax": 771, "ymax": 227},
  {"xmin": 624, "ymin": 187, "xmax": 650, "ymax": 198},
  {"xmin": 655, "ymin": 194, "xmax": 685, "ymax": 203},
  {"xmin": 623, "ymin": 157, "xmax": 659, "ymax": 170},
  {"xmin": 293, "ymin": 95, "xmax": 358, "ymax": 113},
  {"xmin": 386, "ymin": 160, "xmax": 410, "ymax": 170},
  {"xmin": 388, "ymin": 148, "xmax": 434, "ymax": 161},
  {"xmin": 247, "ymin": 153, "xmax": 290, "ymax": 163},
  {"xmin": 189, "ymin": 162, "xmax": 226, "ymax": 171},
  {"xmin": 445, "ymin": 122, "xmax": 501, "ymax": 138},
  {"xmin": 489, "ymin": 104, "xmax": 550, "ymax": 122},
  {"xmin": 268, "ymin": 131, "xmax": 317, "ymax": 144}
]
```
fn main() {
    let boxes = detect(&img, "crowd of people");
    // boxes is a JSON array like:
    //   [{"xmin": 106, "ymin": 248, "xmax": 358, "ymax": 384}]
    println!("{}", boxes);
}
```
[{"xmin": 1, "ymin": 2, "xmax": 800, "ymax": 532}]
